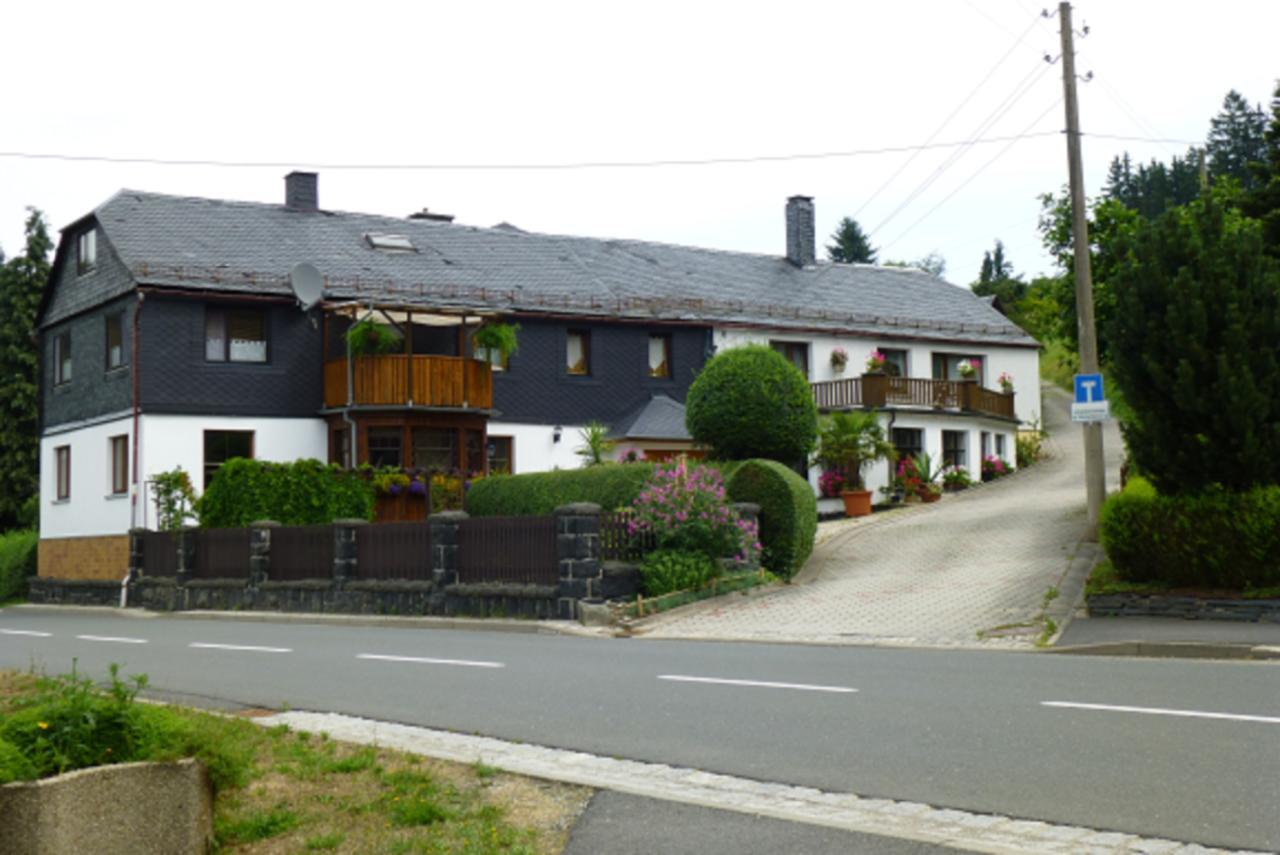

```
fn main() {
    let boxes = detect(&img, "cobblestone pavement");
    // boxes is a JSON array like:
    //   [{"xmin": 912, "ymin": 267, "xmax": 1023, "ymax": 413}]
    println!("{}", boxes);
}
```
[{"xmin": 639, "ymin": 386, "xmax": 1123, "ymax": 649}]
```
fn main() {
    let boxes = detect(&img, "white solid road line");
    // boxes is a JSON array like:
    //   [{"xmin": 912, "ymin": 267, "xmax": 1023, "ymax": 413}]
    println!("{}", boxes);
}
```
[
  {"xmin": 76, "ymin": 634, "xmax": 148, "ymax": 644},
  {"xmin": 658, "ymin": 675, "xmax": 858, "ymax": 694},
  {"xmin": 357, "ymin": 653, "xmax": 505, "ymax": 669},
  {"xmin": 1042, "ymin": 701, "xmax": 1280, "ymax": 725},
  {"xmin": 0, "ymin": 628, "xmax": 52, "ymax": 637},
  {"xmin": 190, "ymin": 643, "xmax": 293, "ymax": 653}
]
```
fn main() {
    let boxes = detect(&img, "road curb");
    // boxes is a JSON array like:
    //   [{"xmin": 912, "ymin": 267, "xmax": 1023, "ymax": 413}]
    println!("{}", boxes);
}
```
[{"xmin": 1044, "ymin": 640, "xmax": 1280, "ymax": 661}]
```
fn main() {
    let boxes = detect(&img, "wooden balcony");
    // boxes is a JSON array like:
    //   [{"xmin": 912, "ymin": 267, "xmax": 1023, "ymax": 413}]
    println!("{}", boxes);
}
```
[
  {"xmin": 813, "ymin": 373, "xmax": 1015, "ymax": 421},
  {"xmin": 324, "ymin": 355, "xmax": 493, "ymax": 410}
]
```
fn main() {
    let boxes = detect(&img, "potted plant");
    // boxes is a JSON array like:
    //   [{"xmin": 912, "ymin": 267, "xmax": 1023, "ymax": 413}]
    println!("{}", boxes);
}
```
[
  {"xmin": 346, "ymin": 318, "xmax": 403, "ymax": 356},
  {"xmin": 472, "ymin": 322, "xmax": 520, "ymax": 364},
  {"xmin": 911, "ymin": 452, "xmax": 945, "ymax": 502},
  {"xmin": 956, "ymin": 358, "xmax": 980, "ymax": 380},
  {"xmin": 818, "ymin": 468, "xmax": 846, "ymax": 498},
  {"xmin": 830, "ymin": 347, "xmax": 849, "ymax": 373},
  {"xmin": 865, "ymin": 349, "xmax": 887, "ymax": 374},
  {"xmin": 814, "ymin": 411, "xmax": 896, "ymax": 517},
  {"xmin": 998, "ymin": 371, "xmax": 1014, "ymax": 394},
  {"xmin": 942, "ymin": 465, "xmax": 972, "ymax": 492}
]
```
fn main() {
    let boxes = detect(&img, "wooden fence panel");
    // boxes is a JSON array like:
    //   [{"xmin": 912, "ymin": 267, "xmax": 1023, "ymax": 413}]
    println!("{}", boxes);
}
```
[
  {"xmin": 457, "ymin": 516, "xmax": 558, "ymax": 585},
  {"xmin": 356, "ymin": 522, "xmax": 432, "ymax": 580},
  {"xmin": 600, "ymin": 511, "xmax": 655, "ymax": 562},
  {"xmin": 141, "ymin": 530, "xmax": 179, "ymax": 577},
  {"xmin": 193, "ymin": 528, "xmax": 252, "ymax": 579},
  {"xmin": 270, "ymin": 524, "xmax": 335, "ymax": 581}
]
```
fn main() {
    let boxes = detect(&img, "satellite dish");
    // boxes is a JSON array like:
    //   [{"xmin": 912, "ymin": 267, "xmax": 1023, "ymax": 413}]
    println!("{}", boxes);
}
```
[{"xmin": 289, "ymin": 262, "xmax": 324, "ymax": 311}]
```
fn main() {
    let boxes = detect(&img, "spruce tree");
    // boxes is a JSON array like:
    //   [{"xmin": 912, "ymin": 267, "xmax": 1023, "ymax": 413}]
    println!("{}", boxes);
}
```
[
  {"xmin": 1107, "ymin": 193, "xmax": 1280, "ymax": 494},
  {"xmin": 825, "ymin": 217, "xmax": 877, "ymax": 264},
  {"xmin": 1243, "ymin": 80, "xmax": 1280, "ymax": 255},
  {"xmin": 0, "ymin": 209, "xmax": 52, "ymax": 529},
  {"xmin": 1207, "ymin": 89, "xmax": 1267, "ymax": 191}
]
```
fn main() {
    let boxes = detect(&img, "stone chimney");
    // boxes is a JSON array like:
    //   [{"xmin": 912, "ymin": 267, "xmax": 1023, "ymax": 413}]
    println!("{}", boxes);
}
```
[
  {"xmin": 285, "ymin": 171, "xmax": 318, "ymax": 212},
  {"xmin": 785, "ymin": 195, "xmax": 815, "ymax": 267}
]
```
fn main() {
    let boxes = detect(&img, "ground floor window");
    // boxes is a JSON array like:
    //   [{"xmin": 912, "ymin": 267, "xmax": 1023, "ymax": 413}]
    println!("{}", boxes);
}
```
[
  {"xmin": 995, "ymin": 433, "xmax": 1007, "ymax": 459},
  {"xmin": 332, "ymin": 428, "xmax": 351, "ymax": 469},
  {"xmin": 204, "ymin": 430, "xmax": 254, "ymax": 487},
  {"xmin": 412, "ymin": 428, "xmax": 454, "ymax": 471},
  {"xmin": 980, "ymin": 431, "xmax": 991, "ymax": 460},
  {"xmin": 55, "ymin": 445, "xmax": 71, "ymax": 500},
  {"xmin": 942, "ymin": 430, "xmax": 967, "ymax": 469},
  {"xmin": 109, "ymin": 435, "xmax": 128, "ymax": 495},
  {"xmin": 892, "ymin": 428, "xmax": 923, "ymax": 463},
  {"xmin": 487, "ymin": 436, "xmax": 513, "ymax": 474},
  {"xmin": 367, "ymin": 428, "xmax": 404, "ymax": 468}
]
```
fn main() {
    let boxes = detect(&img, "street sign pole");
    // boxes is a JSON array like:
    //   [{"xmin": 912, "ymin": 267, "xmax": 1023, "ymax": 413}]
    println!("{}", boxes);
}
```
[{"xmin": 1058, "ymin": 1, "xmax": 1106, "ymax": 536}]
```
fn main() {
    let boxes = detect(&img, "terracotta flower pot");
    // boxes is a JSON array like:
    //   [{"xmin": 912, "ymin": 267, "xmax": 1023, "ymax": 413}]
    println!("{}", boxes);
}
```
[
  {"xmin": 841, "ymin": 489, "xmax": 873, "ymax": 517},
  {"xmin": 921, "ymin": 490, "xmax": 942, "ymax": 504}
]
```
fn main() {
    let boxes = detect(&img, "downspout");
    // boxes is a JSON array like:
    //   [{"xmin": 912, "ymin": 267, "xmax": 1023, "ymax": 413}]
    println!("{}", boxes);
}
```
[{"xmin": 342, "ymin": 304, "xmax": 375, "ymax": 468}]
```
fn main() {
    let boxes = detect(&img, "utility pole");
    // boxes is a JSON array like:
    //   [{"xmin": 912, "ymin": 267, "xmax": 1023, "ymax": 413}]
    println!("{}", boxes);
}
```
[{"xmin": 1057, "ymin": 1, "xmax": 1106, "ymax": 535}]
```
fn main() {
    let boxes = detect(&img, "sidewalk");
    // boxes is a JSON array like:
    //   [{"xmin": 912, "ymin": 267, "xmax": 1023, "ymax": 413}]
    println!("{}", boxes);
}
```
[{"xmin": 1052, "ymin": 615, "xmax": 1280, "ymax": 659}]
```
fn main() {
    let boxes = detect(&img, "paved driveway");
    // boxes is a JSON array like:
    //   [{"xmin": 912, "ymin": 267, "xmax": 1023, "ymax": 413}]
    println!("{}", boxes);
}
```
[{"xmin": 639, "ymin": 386, "xmax": 1123, "ymax": 648}]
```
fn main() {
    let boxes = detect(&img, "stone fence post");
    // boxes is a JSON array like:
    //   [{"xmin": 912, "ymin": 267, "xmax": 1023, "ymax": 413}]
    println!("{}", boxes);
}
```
[
  {"xmin": 429, "ymin": 511, "xmax": 467, "ymax": 587},
  {"xmin": 176, "ymin": 527, "xmax": 198, "ymax": 583},
  {"xmin": 248, "ymin": 521, "xmax": 278, "ymax": 586},
  {"xmin": 332, "ymin": 519, "xmax": 365, "ymax": 585},
  {"xmin": 732, "ymin": 502, "xmax": 762, "ymax": 570},
  {"xmin": 555, "ymin": 502, "xmax": 602, "ymax": 619}
]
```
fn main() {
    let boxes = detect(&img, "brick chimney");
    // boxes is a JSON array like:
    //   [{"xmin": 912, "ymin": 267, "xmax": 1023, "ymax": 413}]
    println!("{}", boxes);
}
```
[
  {"xmin": 785, "ymin": 195, "xmax": 815, "ymax": 267},
  {"xmin": 285, "ymin": 171, "xmax": 318, "ymax": 211}
]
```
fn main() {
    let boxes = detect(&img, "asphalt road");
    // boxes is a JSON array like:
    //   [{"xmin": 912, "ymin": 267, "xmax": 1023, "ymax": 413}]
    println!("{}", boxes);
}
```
[{"xmin": 2, "ymin": 608, "xmax": 1277, "ymax": 851}]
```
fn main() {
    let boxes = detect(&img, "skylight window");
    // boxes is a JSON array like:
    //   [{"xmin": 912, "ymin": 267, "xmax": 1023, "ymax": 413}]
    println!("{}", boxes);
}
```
[{"xmin": 365, "ymin": 233, "xmax": 417, "ymax": 252}]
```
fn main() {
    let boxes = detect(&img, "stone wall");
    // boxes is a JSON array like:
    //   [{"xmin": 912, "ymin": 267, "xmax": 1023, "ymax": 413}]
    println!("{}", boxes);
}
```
[{"xmin": 1087, "ymin": 593, "xmax": 1280, "ymax": 622}]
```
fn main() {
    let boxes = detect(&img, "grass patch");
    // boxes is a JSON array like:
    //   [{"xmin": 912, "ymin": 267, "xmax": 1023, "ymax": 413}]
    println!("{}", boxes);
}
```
[
  {"xmin": 2, "ymin": 666, "xmax": 591, "ymax": 854},
  {"xmin": 622, "ymin": 568, "xmax": 776, "ymax": 619}
]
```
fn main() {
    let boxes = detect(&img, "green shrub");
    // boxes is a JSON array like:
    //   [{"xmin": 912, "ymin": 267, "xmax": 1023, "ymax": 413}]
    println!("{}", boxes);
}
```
[
  {"xmin": 640, "ymin": 549, "xmax": 721, "ymax": 596},
  {"xmin": 630, "ymin": 461, "xmax": 760, "ymax": 564},
  {"xmin": 725, "ymin": 459, "xmax": 817, "ymax": 578},
  {"xmin": 0, "ymin": 529, "xmax": 37, "ymax": 601},
  {"xmin": 197, "ymin": 459, "xmax": 374, "ymax": 528},
  {"xmin": 0, "ymin": 736, "xmax": 37, "ymax": 783},
  {"xmin": 685, "ymin": 345, "xmax": 818, "ymax": 462},
  {"xmin": 465, "ymin": 463, "xmax": 655, "ymax": 516},
  {"xmin": 1100, "ymin": 477, "xmax": 1280, "ymax": 588}
]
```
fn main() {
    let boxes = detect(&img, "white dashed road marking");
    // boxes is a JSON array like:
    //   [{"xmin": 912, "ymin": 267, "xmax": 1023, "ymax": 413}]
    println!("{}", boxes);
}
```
[
  {"xmin": 357, "ymin": 653, "xmax": 505, "ymax": 669},
  {"xmin": 658, "ymin": 674, "xmax": 857, "ymax": 694},
  {"xmin": 0, "ymin": 629, "xmax": 52, "ymax": 637},
  {"xmin": 190, "ymin": 643, "xmax": 293, "ymax": 653},
  {"xmin": 1042, "ymin": 701, "xmax": 1280, "ymax": 725},
  {"xmin": 75, "ymin": 634, "xmax": 148, "ymax": 644}
]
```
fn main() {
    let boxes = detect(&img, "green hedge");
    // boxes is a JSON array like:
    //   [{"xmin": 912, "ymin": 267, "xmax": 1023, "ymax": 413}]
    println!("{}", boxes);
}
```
[
  {"xmin": 1100, "ymin": 476, "xmax": 1280, "ymax": 589},
  {"xmin": 197, "ymin": 459, "xmax": 374, "ymax": 528},
  {"xmin": 466, "ymin": 463, "xmax": 656, "ymax": 517},
  {"xmin": 725, "ymin": 459, "xmax": 816, "ymax": 578},
  {"xmin": 0, "ymin": 529, "xmax": 37, "ymax": 602}
]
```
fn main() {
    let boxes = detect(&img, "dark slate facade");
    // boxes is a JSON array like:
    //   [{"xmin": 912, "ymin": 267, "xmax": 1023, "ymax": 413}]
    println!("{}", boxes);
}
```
[
  {"xmin": 137, "ymin": 296, "xmax": 323, "ymax": 418},
  {"xmin": 42, "ymin": 294, "xmax": 136, "ymax": 429},
  {"xmin": 42, "ymin": 220, "xmax": 135, "ymax": 327},
  {"xmin": 493, "ymin": 317, "xmax": 710, "ymax": 426}
]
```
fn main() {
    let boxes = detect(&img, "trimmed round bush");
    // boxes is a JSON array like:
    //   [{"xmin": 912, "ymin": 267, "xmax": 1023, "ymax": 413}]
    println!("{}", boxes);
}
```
[
  {"xmin": 1100, "ymin": 477, "xmax": 1280, "ymax": 589},
  {"xmin": 466, "ymin": 463, "xmax": 656, "ymax": 517},
  {"xmin": 685, "ymin": 345, "xmax": 818, "ymax": 462},
  {"xmin": 725, "ymin": 459, "xmax": 817, "ymax": 578}
]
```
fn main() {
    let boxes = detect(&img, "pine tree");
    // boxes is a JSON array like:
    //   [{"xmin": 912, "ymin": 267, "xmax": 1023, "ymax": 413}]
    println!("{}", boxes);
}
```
[
  {"xmin": 1207, "ymin": 89, "xmax": 1267, "ymax": 191},
  {"xmin": 1243, "ymin": 80, "xmax": 1280, "ymax": 255},
  {"xmin": 1107, "ymin": 192, "xmax": 1280, "ymax": 493},
  {"xmin": 0, "ymin": 209, "xmax": 52, "ymax": 530},
  {"xmin": 825, "ymin": 217, "xmax": 877, "ymax": 264},
  {"xmin": 971, "ymin": 240, "xmax": 1026, "ymax": 306}
]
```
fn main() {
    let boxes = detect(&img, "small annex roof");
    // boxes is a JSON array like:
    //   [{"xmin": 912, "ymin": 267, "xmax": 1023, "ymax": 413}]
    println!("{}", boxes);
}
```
[
  {"xmin": 611, "ymin": 394, "xmax": 692, "ymax": 442},
  {"xmin": 60, "ymin": 189, "xmax": 1038, "ymax": 347}
]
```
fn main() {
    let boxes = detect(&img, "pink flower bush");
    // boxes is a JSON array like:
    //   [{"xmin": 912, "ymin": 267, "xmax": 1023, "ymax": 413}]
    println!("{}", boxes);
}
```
[
  {"xmin": 629, "ymin": 460, "xmax": 761, "ymax": 566},
  {"xmin": 865, "ymin": 349, "xmax": 887, "ymax": 372}
]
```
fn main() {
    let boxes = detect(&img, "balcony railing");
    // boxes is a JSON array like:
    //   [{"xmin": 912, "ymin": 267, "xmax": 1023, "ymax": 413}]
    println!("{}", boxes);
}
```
[
  {"xmin": 812, "ymin": 373, "xmax": 1015, "ymax": 421},
  {"xmin": 324, "ymin": 355, "xmax": 493, "ymax": 410}
]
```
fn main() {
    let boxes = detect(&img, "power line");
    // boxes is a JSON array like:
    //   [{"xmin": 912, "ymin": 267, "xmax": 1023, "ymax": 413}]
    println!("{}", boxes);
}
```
[
  {"xmin": 854, "ymin": 13, "xmax": 1041, "ymax": 218},
  {"xmin": 0, "ymin": 134, "xmax": 1064, "ymax": 173},
  {"xmin": 868, "ymin": 58, "xmax": 1057, "ymax": 238},
  {"xmin": 880, "ymin": 98, "xmax": 1064, "ymax": 255},
  {"xmin": 1085, "ymin": 132, "xmax": 1202, "ymax": 146}
]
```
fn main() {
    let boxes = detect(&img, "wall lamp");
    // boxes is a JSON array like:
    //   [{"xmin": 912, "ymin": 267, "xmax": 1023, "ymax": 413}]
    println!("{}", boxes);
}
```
[{"xmin": 553, "ymin": 425, "xmax": 563, "ymax": 443}]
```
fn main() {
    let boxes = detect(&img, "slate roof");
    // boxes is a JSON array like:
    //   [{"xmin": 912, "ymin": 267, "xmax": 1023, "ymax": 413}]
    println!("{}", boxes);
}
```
[
  {"xmin": 611, "ymin": 394, "xmax": 692, "ymax": 442},
  {"xmin": 58, "ymin": 189, "xmax": 1038, "ymax": 346}
]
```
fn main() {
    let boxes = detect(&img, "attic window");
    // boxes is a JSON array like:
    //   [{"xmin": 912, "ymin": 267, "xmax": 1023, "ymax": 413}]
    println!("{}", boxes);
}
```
[
  {"xmin": 77, "ymin": 229, "xmax": 97, "ymax": 274},
  {"xmin": 365, "ymin": 233, "xmax": 417, "ymax": 252}
]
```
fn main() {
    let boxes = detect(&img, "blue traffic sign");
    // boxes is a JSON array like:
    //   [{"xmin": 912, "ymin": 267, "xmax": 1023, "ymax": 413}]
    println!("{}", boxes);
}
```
[{"xmin": 1074, "ymin": 373, "xmax": 1105, "ymax": 404}]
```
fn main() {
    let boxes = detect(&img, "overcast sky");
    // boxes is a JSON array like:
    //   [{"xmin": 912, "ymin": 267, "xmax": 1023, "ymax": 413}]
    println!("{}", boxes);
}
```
[{"xmin": 2, "ymin": 1, "xmax": 1276, "ymax": 284}]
